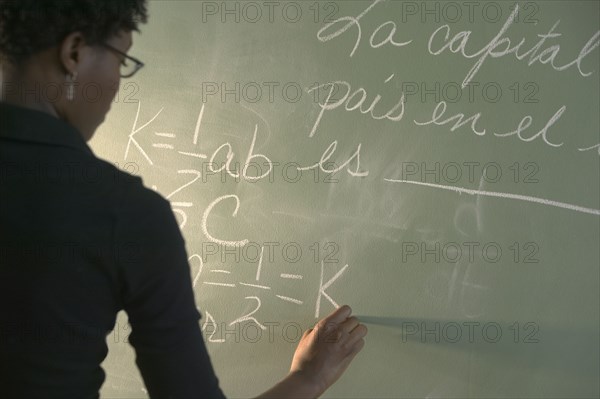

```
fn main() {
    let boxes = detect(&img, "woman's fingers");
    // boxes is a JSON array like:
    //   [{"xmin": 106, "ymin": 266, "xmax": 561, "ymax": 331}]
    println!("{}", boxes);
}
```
[
  {"xmin": 340, "ymin": 316, "xmax": 360, "ymax": 334},
  {"xmin": 310, "ymin": 306, "xmax": 368, "ymax": 357},
  {"xmin": 348, "ymin": 337, "xmax": 366, "ymax": 357},
  {"xmin": 316, "ymin": 305, "xmax": 352, "ymax": 336},
  {"xmin": 324, "ymin": 305, "xmax": 352, "ymax": 325},
  {"xmin": 346, "ymin": 324, "xmax": 368, "ymax": 347}
]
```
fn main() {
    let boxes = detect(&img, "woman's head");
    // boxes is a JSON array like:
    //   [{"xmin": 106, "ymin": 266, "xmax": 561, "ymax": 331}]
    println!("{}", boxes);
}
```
[{"xmin": 0, "ymin": 0, "xmax": 148, "ymax": 141}]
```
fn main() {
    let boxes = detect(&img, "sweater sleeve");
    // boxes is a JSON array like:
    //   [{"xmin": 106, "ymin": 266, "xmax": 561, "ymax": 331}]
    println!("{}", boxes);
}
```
[{"xmin": 115, "ymin": 179, "xmax": 226, "ymax": 398}]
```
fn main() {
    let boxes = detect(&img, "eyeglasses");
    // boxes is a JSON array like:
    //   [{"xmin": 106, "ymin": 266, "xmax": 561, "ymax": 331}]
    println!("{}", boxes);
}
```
[{"xmin": 101, "ymin": 43, "xmax": 144, "ymax": 78}]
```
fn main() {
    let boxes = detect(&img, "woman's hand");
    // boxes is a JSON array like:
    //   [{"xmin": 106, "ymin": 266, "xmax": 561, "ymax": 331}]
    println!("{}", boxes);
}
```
[
  {"xmin": 255, "ymin": 305, "xmax": 367, "ymax": 399},
  {"xmin": 288, "ymin": 305, "xmax": 368, "ymax": 396}
]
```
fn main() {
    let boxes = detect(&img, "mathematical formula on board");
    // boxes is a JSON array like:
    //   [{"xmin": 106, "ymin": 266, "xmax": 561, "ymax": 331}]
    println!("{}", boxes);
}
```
[{"xmin": 115, "ymin": 0, "xmax": 599, "ymax": 340}]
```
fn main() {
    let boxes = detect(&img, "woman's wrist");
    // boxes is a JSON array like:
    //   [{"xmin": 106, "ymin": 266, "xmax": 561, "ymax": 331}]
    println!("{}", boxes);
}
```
[
  {"xmin": 253, "ymin": 369, "xmax": 323, "ymax": 399},
  {"xmin": 285, "ymin": 369, "xmax": 325, "ymax": 398}
]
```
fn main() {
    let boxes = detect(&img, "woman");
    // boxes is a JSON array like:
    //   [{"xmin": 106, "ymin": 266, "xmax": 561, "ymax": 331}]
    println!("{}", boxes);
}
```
[{"xmin": 0, "ymin": 1, "xmax": 367, "ymax": 398}]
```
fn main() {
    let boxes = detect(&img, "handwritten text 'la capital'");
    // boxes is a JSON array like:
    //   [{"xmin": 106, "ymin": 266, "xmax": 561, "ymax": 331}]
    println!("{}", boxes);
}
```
[{"xmin": 318, "ymin": 0, "xmax": 599, "ymax": 87}]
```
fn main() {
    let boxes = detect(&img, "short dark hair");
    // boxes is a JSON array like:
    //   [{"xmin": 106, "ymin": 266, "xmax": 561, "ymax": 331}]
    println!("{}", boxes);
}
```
[{"xmin": 0, "ymin": 0, "xmax": 148, "ymax": 66}]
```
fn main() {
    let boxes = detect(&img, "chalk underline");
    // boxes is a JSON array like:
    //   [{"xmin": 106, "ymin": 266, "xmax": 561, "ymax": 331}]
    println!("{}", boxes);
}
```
[{"xmin": 384, "ymin": 179, "xmax": 600, "ymax": 216}]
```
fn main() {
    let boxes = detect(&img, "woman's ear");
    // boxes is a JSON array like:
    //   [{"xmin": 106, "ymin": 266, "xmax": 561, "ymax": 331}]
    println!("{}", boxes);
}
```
[{"xmin": 58, "ymin": 31, "xmax": 87, "ymax": 75}]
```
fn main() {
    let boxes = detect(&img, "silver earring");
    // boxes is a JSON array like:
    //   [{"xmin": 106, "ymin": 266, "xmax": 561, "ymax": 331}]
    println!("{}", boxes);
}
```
[{"xmin": 66, "ymin": 71, "xmax": 78, "ymax": 101}]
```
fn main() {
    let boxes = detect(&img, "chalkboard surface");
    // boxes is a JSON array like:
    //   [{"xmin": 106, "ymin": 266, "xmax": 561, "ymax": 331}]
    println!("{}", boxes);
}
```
[{"xmin": 91, "ymin": 1, "xmax": 599, "ymax": 397}]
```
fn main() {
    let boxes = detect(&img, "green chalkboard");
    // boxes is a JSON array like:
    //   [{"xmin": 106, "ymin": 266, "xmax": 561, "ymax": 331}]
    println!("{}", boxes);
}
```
[{"xmin": 91, "ymin": 1, "xmax": 599, "ymax": 397}]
